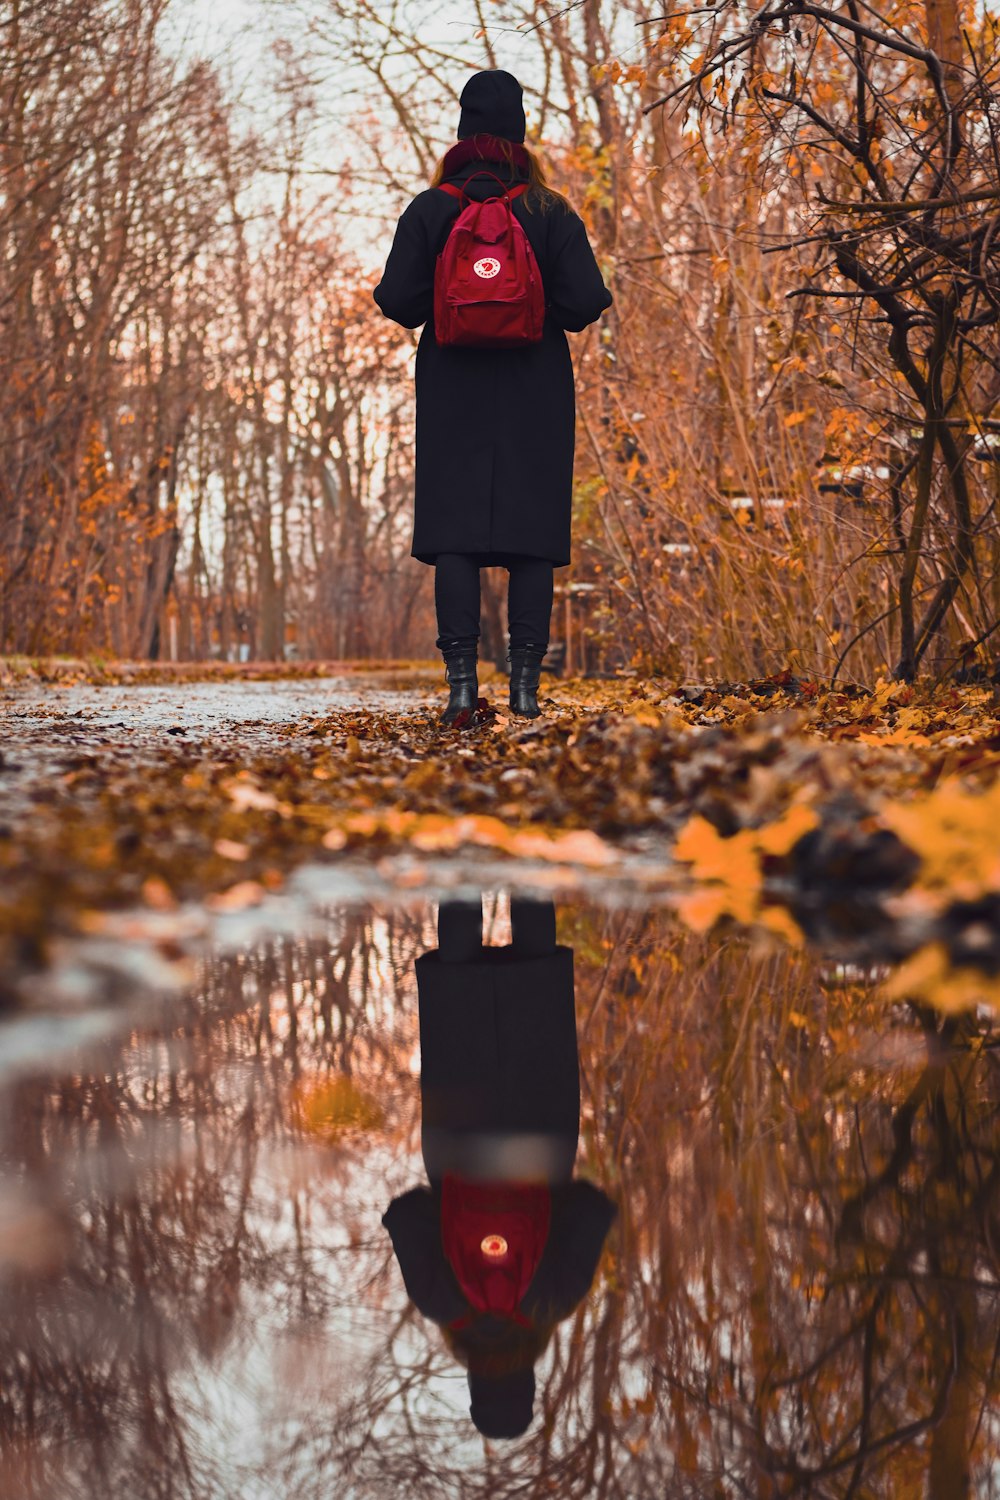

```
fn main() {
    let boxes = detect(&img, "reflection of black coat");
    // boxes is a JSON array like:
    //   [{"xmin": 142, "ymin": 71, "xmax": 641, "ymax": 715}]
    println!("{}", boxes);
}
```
[
  {"xmin": 415, "ymin": 945, "xmax": 579, "ymax": 1149},
  {"xmin": 382, "ymin": 942, "xmax": 617, "ymax": 1330},
  {"xmin": 373, "ymin": 160, "xmax": 612, "ymax": 567}
]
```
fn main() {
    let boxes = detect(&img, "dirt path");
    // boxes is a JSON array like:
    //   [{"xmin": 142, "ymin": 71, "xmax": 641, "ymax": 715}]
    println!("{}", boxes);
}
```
[
  {"xmin": 2, "ymin": 669, "xmax": 999, "ymax": 1012},
  {"xmin": 0, "ymin": 673, "xmax": 436, "ymax": 816}
]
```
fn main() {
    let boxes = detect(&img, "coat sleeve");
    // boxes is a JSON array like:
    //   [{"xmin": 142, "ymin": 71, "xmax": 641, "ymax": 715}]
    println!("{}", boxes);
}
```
[
  {"xmin": 521, "ymin": 1179, "xmax": 618, "ymax": 1324},
  {"xmin": 381, "ymin": 1186, "xmax": 468, "ymax": 1324},
  {"xmin": 373, "ymin": 198, "xmax": 436, "ymax": 330},
  {"xmin": 544, "ymin": 210, "xmax": 613, "ymax": 333}
]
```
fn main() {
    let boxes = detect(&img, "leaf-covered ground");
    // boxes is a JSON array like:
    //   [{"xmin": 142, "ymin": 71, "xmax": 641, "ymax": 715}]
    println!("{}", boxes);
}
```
[{"xmin": 2, "ymin": 666, "xmax": 999, "ymax": 1009}]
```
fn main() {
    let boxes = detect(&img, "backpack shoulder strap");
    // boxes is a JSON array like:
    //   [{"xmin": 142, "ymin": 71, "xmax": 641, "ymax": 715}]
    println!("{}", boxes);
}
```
[{"xmin": 437, "ymin": 183, "xmax": 465, "ymax": 201}]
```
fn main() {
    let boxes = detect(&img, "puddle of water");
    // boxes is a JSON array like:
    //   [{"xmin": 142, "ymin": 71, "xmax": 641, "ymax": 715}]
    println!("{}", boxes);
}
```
[{"xmin": 1, "ymin": 890, "xmax": 998, "ymax": 1499}]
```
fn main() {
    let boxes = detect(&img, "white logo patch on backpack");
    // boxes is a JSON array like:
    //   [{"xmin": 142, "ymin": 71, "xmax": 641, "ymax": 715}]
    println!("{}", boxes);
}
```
[{"xmin": 473, "ymin": 257, "xmax": 501, "ymax": 280}]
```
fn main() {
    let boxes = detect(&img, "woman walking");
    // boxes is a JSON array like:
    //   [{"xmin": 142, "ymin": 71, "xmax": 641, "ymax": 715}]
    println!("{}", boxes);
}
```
[{"xmin": 373, "ymin": 70, "xmax": 612, "ymax": 722}]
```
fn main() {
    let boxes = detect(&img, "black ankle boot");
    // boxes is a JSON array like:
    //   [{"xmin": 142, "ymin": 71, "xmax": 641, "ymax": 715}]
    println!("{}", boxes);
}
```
[
  {"xmin": 438, "ymin": 637, "xmax": 479, "ymax": 725},
  {"xmin": 508, "ymin": 642, "xmax": 547, "ymax": 718}
]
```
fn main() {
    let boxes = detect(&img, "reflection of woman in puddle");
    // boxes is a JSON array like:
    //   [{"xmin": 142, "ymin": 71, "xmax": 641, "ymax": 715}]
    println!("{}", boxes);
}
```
[{"xmin": 382, "ymin": 895, "xmax": 616, "ymax": 1440}]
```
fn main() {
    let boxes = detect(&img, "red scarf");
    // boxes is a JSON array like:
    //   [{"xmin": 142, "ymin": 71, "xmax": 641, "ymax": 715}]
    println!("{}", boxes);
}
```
[
  {"xmin": 440, "ymin": 135, "xmax": 530, "ymax": 180},
  {"xmin": 440, "ymin": 1174, "xmax": 551, "ymax": 1330}
]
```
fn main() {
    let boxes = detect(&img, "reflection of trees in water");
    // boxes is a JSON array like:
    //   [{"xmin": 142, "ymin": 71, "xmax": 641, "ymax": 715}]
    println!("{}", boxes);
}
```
[
  {"xmin": 564, "ymin": 911, "xmax": 1000, "ymax": 1498},
  {"xmin": 0, "ymin": 903, "xmax": 428, "ymax": 1500},
  {"xmin": 1, "ymin": 901, "xmax": 999, "ymax": 1498}
]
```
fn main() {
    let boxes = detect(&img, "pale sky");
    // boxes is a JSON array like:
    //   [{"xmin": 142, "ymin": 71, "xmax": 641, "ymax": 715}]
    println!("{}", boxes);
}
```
[
  {"xmin": 170, "ymin": 0, "xmax": 558, "ymax": 137},
  {"xmin": 170, "ymin": 0, "xmax": 527, "ymax": 95},
  {"xmin": 166, "ymin": 0, "xmax": 566, "ymax": 254}
]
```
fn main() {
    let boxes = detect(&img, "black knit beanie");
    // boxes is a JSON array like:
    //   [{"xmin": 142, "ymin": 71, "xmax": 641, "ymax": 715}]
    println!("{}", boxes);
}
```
[
  {"xmin": 457, "ymin": 70, "xmax": 526, "ymax": 144},
  {"xmin": 468, "ymin": 1367, "xmax": 536, "ymax": 1440}
]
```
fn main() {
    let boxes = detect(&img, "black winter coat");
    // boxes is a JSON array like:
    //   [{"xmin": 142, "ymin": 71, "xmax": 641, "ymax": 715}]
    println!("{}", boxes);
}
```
[{"xmin": 373, "ymin": 160, "xmax": 613, "ymax": 566}]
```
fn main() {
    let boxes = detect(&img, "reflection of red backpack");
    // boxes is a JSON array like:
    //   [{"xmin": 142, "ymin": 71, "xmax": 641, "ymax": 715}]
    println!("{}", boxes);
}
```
[
  {"xmin": 434, "ymin": 175, "xmax": 545, "ymax": 349},
  {"xmin": 440, "ymin": 1175, "xmax": 551, "ymax": 1328}
]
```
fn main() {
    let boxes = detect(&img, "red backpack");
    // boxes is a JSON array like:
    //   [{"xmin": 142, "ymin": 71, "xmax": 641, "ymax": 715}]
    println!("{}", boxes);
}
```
[
  {"xmin": 439, "ymin": 1175, "xmax": 551, "ymax": 1328},
  {"xmin": 434, "ymin": 174, "xmax": 545, "ymax": 349}
]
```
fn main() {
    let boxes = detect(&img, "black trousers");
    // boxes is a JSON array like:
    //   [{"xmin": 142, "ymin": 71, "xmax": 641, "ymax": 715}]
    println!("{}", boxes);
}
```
[
  {"xmin": 434, "ymin": 552, "xmax": 553, "ymax": 651},
  {"xmin": 438, "ymin": 897, "xmax": 557, "ymax": 963}
]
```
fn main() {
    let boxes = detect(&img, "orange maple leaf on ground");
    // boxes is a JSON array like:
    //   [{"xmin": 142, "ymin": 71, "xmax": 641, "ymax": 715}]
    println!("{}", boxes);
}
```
[
  {"xmin": 672, "ymin": 805, "xmax": 818, "ymax": 931},
  {"xmin": 880, "ymin": 778, "xmax": 1000, "ymax": 899}
]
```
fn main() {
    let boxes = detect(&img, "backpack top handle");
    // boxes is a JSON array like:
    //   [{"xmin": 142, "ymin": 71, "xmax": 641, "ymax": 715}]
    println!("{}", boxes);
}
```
[{"xmin": 438, "ymin": 170, "xmax": 528, "ymax": 207}]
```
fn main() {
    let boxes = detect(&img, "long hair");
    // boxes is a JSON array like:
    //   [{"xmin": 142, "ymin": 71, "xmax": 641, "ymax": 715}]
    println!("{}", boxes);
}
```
[
  {"xmin": 430, "ymin": 139, "xmax": 570, "ymax": 214},
  {"xmin": 442, "ymin": 1316, "xmax": 555, "ymax": 1376}
]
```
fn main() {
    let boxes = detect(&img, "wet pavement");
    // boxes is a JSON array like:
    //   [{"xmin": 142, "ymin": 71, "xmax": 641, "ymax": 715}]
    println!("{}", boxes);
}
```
[
  {"xmin": 0, "ymin": 676, "xmax": 437, "ymax": 821},
  {"xmin": 1, "ymin": 887, "xmax": 997, "ymax": 1499},
  {"xmin": 1, "ymin": 676, "xmax": 438, "ymax": 733}
]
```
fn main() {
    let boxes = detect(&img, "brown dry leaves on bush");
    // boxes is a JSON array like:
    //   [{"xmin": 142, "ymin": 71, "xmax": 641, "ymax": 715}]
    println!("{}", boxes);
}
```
[{"xmin": 1, "ymin": 670, "xmax": 999, "ymax": 1008}]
